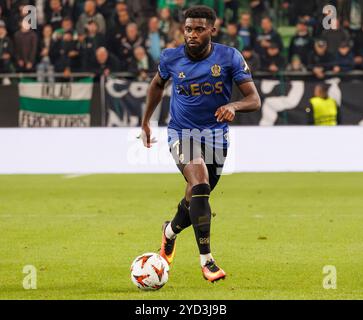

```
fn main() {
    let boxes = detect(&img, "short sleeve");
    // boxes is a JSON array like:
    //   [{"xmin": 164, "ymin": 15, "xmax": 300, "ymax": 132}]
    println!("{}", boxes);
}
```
[
  {"xmin": 158, "ymin": 50, "xmax": 171, "ymax": 81},
  {"xmin": 231, "ymin": 48, "xmax": 252, "ymax": 85}
]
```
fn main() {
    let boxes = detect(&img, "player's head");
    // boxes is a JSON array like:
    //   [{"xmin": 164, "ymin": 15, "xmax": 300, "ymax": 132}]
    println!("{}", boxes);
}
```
[{"xmin": 183, "ymin": 6, "xmax": 216, "ymax": 55}]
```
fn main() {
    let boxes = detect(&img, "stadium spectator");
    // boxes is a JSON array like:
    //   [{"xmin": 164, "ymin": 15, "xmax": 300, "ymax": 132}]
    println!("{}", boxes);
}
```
[
  {"xmin": 10, "ymin": 1, "xmax": 30, "ymax": 13},
  {"xmin": 125, "ymin": 0, "xmax": 158, "ymax": 31},
  {"xmin": 172, "ymin": 0, "xmax": 188, "ymax": 24},
  {"xmin": 81, "ymin": 20, "xmax": 106, "ymax": 72},
  {"xmin": 342, "ymin": 0, "xmax": 363, "ymax": 34},
  {"xmin": 94, "ymin": 46, "xmax": 120, "ymax": 77},
  {"xmin": 167, "ymin": 28, "xmax": 184, "ymax": 48},
  {"xmin": 119, "ymin": 22, "xmax": 145, "ymax": 71},
  {"xmin": 223, "ymin": 0, "xmax": 239, "ymax": 23},
  {"xmin": 0, "ymin": 0, "xmax": 362, "ymax": 77},
  {"xmin": 241, "ymin": 46, "xmax": 261, "ymax": 72},
  {"xmin": 144, "ymin": 16, "xmax": 167, "ymax": 64},
  {"xmin": 76, "ymin": 0, "xmax": 106, "ymax": 35},
  {"xmin": 221, "ymin": 22, "xmax": 244, "ymax": 51},
  {"xmin": 308, "ymin": 39, "xmax": 334, "ymax": 79},
  {"xmin": 36, "ymin": 24, "xmax": 55, "ymax": 82},
  {"xmin": 255, "ymin": 16, "xmax": 284, "ymax": 56},
  {"xmin": 306, "ymin": 83, "xmax": 341, "ymax": 125},
  {"xmin": 107, "ymin": 8, "xmax": 132, "ymax": 55},
  {"xmin": 0, "ymin": 19, "xmax": 14, "ymax": 81},
  {"xmin": 284, "ymin": 0, "xmax": 317, "ymax": 26},
  {"xmin": 44, "ymin": 0, "xmax": 74, "ymax": 18},
  {"xmin": 237, "ymin": 12, "xmax": 256, "ymax": 49},
  {"xmin": 45, "ymin": 0, "xmax": 70, "ymax": 31},
  {"xmin": 128, "ymin": 45, "xmax": 157, "ymax": 80},
  {"xmin": 159, "ymin": 7, "xmax": 180, "ymax": 42},
  {"xmin": 286, "ymin": 54, "xmax": 307, "ymax": 72},
  {"xmin": 14, "ymin": 21, "xmax": 38, "ymax": 72},
  {"xmin": 321, "ymin": 19, "xmax": 350, "ymax": 55},
  {"xmin": 53, "ymin": 16, "xmax": 75, "ymax": 37},
  {"xmin": 108, "ymin": 0, "xmax": 128, "ymax": 28},
  {"xmin": 211, "ymin": 17, "xmax": 223, "ymax": 43},
  {"xmin": 288, "ymin": 19, "xmax": 314, "ymax": 65},
  {"xmin": 261, "ymin": 42, "xmax": 286, "ymax": 73},
  {"xmin": 49, "ymin": 30, "xmax": 81, "ymax": 73},
  {"xmin": 249, "ymin": 0, "xmax": 269, "ymax": 26},
  {"xmin": 95, "ymin": 0, "xmax": 115, "ymax": 24},
  {"xmin": 115, "ymin": 1, "xmax": 128, "ymax": 15},
  {"xmin": 333, "ymin": 41, "xmax": 355, "ymax": 73},
  {"xmin": 7, "ymin": 2, "xmax": 29, "ymax": 36}
]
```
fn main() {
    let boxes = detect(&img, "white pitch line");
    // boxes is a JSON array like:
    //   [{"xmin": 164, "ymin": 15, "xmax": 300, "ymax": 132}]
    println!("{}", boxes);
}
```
[{"xmin": 63, "ymin": 174, "xmax": 93, "ymax": 179}]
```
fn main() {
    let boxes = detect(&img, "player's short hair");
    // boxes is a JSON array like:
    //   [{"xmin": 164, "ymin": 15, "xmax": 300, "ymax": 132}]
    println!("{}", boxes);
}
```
[{"xmin": 184, "ymin": 6, "xmax": 217, "ymax": 26}]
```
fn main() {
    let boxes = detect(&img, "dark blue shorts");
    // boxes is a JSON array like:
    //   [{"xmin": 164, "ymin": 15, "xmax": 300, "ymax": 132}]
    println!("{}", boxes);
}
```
[{"xmin": 169, "ymin": 138, "xmax": 228, "ymax": 191}]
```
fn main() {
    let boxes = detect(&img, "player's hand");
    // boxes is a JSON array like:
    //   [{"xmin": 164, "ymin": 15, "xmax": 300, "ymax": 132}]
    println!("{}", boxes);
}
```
[
  {"xmin": 215, "ymin": 105, "xmax": 236, "ymax": 123},
  {"xmin": 140, "ymin": 124, "xmax": 157, "ymax": 148}
]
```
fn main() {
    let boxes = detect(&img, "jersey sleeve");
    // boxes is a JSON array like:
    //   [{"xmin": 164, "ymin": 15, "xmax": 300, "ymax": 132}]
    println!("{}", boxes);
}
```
[
  {"xmin": 231, "ymin": 48, "xmax": 252, "ymax": 85},
  {"xmin": 158, "ymin": 49, "xmax": 171, "ymax": 81}
]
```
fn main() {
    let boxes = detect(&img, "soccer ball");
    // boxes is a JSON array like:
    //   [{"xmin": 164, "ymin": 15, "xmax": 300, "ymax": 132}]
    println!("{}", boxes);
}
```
[{"xmin": 130, "ymin": 252, "xmax": 169, "ymax": 290}]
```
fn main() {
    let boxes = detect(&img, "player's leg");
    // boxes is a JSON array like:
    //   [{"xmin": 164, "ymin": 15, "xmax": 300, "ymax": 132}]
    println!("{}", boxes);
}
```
[
  {"xmin": 206, "ymin": 145, "xmax": 228, "ymax": 192},
  {"xmin": 169, "ymin": 183, "xmax": 192, "ymax": 235},
  {"xmin": 160, "ymin": 141, "xmax": 193, "ymax": 265},
  {"xmin": 160, "ymin": 185, "xmax": 192, "ymax": 265},
  {"xmin": 183, "ymin": 158, "xmax": 226, "ymax": 282}
]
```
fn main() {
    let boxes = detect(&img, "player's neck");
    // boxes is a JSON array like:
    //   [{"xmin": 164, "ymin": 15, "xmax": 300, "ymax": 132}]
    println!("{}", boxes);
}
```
[{"xmin": 185, "ymin": 42, "xmax": 213, "ymax": 61}]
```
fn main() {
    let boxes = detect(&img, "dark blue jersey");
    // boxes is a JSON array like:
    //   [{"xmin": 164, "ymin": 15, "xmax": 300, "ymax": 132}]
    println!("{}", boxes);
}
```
[{"xmin": 158, "ymin": 42, "xmax": 252, "ymax": 148}]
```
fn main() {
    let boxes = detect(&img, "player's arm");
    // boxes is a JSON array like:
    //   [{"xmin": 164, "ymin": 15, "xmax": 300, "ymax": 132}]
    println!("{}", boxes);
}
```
[
  {"xmin": 215, "ymin": 81, "xmax": 261, "ymax": 122},
  {"xmin": 141, "ymin": 73, "xmax": 168, "ymax": 148}
]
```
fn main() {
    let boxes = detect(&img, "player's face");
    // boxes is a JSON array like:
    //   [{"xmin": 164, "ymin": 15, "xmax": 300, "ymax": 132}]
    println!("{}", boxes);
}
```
[{"xmin": 184, "ymin": 18, "xmax": 214, "ymax": 55}]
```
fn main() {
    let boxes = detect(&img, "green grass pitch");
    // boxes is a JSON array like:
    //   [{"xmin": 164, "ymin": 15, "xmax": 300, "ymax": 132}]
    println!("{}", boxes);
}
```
[{"xmin": 0, "ymin": 173, "xmax": 362, "ymax": 300}]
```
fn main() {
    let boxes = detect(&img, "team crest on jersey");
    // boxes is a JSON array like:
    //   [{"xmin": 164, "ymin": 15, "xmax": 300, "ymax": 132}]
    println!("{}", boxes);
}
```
[
  {"xmin": 178, "ymin": 72, "xmax": 186, "ymax": 79},
  {"xmin": 211, "ymin": 64, "xmax": 221, "ymax": 77}
]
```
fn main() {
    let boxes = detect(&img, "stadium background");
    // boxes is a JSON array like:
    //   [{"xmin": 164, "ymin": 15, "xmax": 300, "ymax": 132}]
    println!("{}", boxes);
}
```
[
  {"xmin": 0, "ymin": 0, "xmax": 362, "ymax": 127},
  {"xmin": 1, "ymin": 0, "xmax": 363, "ymax": 300}
]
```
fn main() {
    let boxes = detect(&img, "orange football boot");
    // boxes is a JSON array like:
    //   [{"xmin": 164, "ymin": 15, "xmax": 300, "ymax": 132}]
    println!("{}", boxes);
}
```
[
  {"xmin": 202, "ymin": 260, "xmax": 226, "ymax": 282},
  {"xmin": 159, "ymin": 221, "xmax": 176, "ymax": 265}
]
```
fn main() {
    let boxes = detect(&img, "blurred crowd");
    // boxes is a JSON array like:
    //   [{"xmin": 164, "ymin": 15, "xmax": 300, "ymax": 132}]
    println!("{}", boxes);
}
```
[{"xmin": 0, "ymin": 0, "xmax": 362, "ymax": 82}]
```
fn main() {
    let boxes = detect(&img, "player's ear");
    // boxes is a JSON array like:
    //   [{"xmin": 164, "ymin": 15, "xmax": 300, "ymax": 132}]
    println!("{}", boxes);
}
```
[{"xmin": 211, "ymin": 26, "xmax": 216, "ymax": 34}]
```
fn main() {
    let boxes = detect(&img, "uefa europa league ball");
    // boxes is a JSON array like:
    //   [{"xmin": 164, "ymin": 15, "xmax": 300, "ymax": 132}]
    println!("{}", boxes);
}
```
[{"xmin": 130, "ymin": 253, "xmax": 169, "ymax": 290}]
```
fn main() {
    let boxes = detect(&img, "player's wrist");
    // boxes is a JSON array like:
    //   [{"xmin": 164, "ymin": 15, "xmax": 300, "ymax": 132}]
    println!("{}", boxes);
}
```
[
  {"xmin": 141, "ymin": 121, "xmax": 150, "ymax": 129},
  {"xmin": 227, "ymin": 104, "xmax": 237, "ymax": 113}
]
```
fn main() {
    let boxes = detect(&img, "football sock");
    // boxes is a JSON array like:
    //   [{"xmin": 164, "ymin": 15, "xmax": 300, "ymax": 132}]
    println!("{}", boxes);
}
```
[
  {"xmin": 189, "ymin": 183, "xmax": 212, "ymax": 255},
  {"xmin": 165, "ymin": 222, "xmax": 176, "ymax": 240},
  {"xmin": 170, "ymin": 198, "xmax": 191, "ymax": 236},
  {"xmin": 200, "ymin": 253, "xmax": 214, "ymax": 267}
]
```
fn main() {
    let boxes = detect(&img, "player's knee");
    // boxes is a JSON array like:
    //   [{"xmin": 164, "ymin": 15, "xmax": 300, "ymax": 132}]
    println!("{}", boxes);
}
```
[
  {"xmin": 191, "ymin": 178, "xmax": 209, "ymax": 187},
  {"xmin": 185, "ymin": 161, "xmax": 209, "ymax": 186},
  {"xmin": 188, "ymin": 172, "xmax": 209, "ymax": 187}
]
